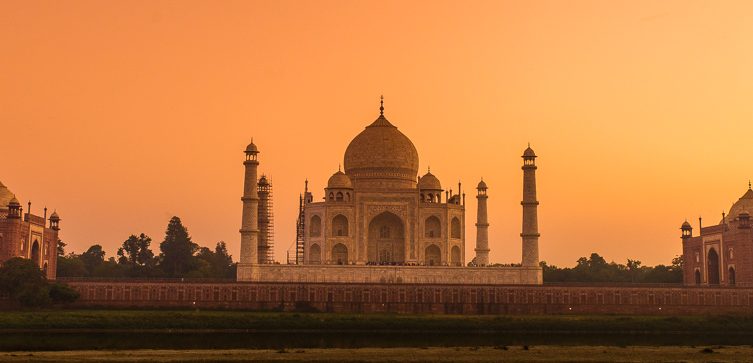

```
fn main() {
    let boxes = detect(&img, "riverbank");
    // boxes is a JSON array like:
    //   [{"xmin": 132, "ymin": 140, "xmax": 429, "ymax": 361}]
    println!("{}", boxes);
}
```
[
  {"xmin": 1, "ymin": 346, "xmax": 751, "ymax": 362},
  {"xmin": 2, "ymin": 310, "xmax": 753, "ymax": 351}
]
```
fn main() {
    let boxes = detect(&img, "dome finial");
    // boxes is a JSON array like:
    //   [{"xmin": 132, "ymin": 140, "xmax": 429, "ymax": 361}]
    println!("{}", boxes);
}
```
[
  {"xmin": 338, "ymin": 164, "xmax": 341, "ymax": 172},
  {"xmin": 379, "ymin": 95, "xmax": 384, "ymax": 116},
  {"xmin": 428, "ymin": 166, "xmax": 431, "ymax": 173},
  {"xmin": 749, "ymin": 180, "xmax": 751, "ymax": 190}
]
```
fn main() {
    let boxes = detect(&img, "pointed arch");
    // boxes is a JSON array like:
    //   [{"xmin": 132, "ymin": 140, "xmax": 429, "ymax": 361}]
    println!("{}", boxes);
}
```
[
  {"xmin": 729, "ymin": 266, "xmax": 736, "ymax": 286},
  {"xmin": 309, "ymin": 215, "xmax": 321, "ymax": 237},
  {"xmin": 425, "ymin": 216, "xmax": 441, "ymax": 238},
  {"xmin": 332, "ymin": 214, "xmax": 349, "ymax": 237},
  {"xmin": 309, "ymin": 244, "xmax": 321, "ymax": 264},
  {"xmin": 425, "ymin": 244, "xmax": 440, "ymax": 266},
  {"xmin": 707, "ymin": 248, "xmax": 720, "ymax": 285},
  {"xmin": 694, "ymin": 269, "xmax": 701, "ymax": 285},
  {"xmin": 332, "ymin": 243, "xmax": 348, "ymax": 265},
  {"xmin": 451, "ymin": 246, "xmax": 461, "ymax": 266},
  {"xmin": 31, "ymin": 240, "xmax": 40, "ymax": 267},
  {"xmin": 451, "ymin": 217, "xmax": 461, "ymax": 239}
]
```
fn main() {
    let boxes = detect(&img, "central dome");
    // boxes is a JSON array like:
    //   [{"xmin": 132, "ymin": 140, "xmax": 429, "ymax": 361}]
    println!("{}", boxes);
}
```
[{"xmin": 344, "ymin": 114, "xmax": 419, "ymax": 188}]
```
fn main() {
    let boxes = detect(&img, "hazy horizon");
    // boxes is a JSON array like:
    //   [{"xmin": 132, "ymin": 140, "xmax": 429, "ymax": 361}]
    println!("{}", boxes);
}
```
[{"xmin": 3, "ymin": 0, "xmax": 752, "ymax": 267}]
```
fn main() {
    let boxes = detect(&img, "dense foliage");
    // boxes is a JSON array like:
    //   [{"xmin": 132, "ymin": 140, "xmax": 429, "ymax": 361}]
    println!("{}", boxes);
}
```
[
  {"xmin": 57, "ymin": 216, "xmax": 236, "ymax": 279},
  {"xmin": 0, "ymin": 258, "xmax": 79, "ymax": 306},
  {"xmin": 541, "ymin": 253, "xmax": 683, "ymax": 283}
]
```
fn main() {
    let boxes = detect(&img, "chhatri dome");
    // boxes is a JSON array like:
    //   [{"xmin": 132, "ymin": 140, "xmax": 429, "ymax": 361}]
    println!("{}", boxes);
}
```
[
  {"xmin": 724, "ymin": 182, "xmax": 753, "ymax": 223},
  {"xmin": 418, "ymin": 169, "xmax": 442, "ymax": 190},
  {"xmin": 343, "ymin": 98, "xmax": 419, "ymax": 188},
  {"xmin": 327, "ymin": 169, "xmax": 353, "ymax": 189}
]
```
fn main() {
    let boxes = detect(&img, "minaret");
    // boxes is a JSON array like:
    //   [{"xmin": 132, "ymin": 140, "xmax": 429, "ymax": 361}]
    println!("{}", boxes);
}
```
[
  {"xmin": 521, "ymin": 145, "xmax": 540, "ymax": 267},
  {"xmin": 239, "ymin": 140, "xmax": 260, "ymax": 265},
  {"xmin": 474, "ymin": 179, "xmax": 490, "ymax": 266},
  {"xmin": 257, "ymin": 175, "xmax": 273, "ymax": 264}
]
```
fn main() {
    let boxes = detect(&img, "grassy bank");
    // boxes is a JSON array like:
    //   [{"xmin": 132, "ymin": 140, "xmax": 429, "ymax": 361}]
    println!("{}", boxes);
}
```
[{"xmin": 0, "ymin": 310, "xmax": 752, "ymax": 333}]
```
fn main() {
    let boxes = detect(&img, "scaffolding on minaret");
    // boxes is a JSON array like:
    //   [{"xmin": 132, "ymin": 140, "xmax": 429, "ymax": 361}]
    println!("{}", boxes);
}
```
[
  {"xmin": 257, "ymin": 175, "xmax": 274, "ymax": 264},
  {"xmin": 288, "ymin": 180, "xmax": 311, "ymax": 264}
]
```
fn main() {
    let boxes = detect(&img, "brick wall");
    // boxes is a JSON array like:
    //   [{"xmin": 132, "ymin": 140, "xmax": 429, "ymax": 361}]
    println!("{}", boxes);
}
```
[{"xmin": 60, "ymin": 280, "xmax": 753, "ymax": 315}]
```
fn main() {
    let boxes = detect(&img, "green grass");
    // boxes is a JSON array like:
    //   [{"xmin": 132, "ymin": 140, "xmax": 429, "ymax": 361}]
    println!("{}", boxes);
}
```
[{"xmin": 0, "ymin": 310, "xmax": 752, "ymax": 333}]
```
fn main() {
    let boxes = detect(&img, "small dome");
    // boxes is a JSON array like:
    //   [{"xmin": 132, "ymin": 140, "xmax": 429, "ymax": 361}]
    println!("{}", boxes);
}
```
[
  {"xmin": 245, "ymin": 141, "xmax": 259, "ymax": 154},
  {"xmin": 258, "ymin": 175, "xmax": 269, "ymax": 186},
  {"xmin": 327, "ymin": 171, "xmax": 353, "ymax": 189},
  {"xmin": 8, "ymin": 196, "xmax": 20, "ymax": 207},
  {"xmin": 418, "ymin": 171, "xmax": 442, "ymax": 190},
  {"xmin": 49, "ymin": 211, "xmax": 60, "ymax": 220},
  {"xmin": 739, "ymin": 210, "xmax": 750, "ymax": 217},
  {"xmin": 681, "ymin": 221, "xmax": 692, "ymax": 229},
  {"xmin": 523, "ymin": 146, "xmax": 536, "ymax": 157},
  {"xmin": 477, "ymin": 179, "xmax": 488, "ymax": 190}
]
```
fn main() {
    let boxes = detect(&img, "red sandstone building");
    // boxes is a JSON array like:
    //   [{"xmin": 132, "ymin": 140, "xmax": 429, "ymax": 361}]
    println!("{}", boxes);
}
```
[
  {"xmin": 681, "ymin": 183, "xmax": 753, "ymax": 286},
  {"xmin": 0, "ymin": 181, "xmax": 60, "ymax": 279}
]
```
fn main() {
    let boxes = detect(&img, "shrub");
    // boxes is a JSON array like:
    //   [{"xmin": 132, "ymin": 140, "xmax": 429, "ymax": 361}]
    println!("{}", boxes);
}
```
[
  {"xmin": 49, "ymin": 283, "xmax": 80, "ymax": 304},
  {"xmin": 0, "ymin": 257, "xmax": 79, "ymax": 307}
]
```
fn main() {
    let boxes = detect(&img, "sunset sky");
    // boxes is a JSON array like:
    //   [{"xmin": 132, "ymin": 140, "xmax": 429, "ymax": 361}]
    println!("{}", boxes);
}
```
[{"xmin": 2, "ymin": 0, "xmax": 752, "ymax": 267}]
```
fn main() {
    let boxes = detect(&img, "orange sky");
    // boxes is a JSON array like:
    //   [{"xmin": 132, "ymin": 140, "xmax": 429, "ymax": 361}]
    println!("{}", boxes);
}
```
[{"xmin": 2, "ymin": 0, "xmax": 752, "ymax": 267}]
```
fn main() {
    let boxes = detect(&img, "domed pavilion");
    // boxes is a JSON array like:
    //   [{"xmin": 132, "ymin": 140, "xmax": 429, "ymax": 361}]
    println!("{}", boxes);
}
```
[
  {"xmin": 303, "ymin": 100, "xmax": 466, "ymax": 266},
  {"xmin": 236, "ymin": 99, "xmax": 543, "ymax": 285}
]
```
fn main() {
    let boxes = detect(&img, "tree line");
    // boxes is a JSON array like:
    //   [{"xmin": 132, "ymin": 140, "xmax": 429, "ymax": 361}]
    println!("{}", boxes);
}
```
[
  {"xmin": 57, "ymin": 216, "xmax": 236, "ymax": 279},
  {"xmin": 540, "ymin": 253, "xmax": 683, "ymax": 283}
]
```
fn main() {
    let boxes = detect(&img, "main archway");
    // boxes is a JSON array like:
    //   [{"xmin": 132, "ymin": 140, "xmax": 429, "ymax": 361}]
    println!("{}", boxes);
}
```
[
  {"xmin": 367, "ymin": 211, "xmax": 405, "ymax": 264},
  {"xmin": 31, "ymin": 240, "xmax": 40, "ymax": 267},
  {"xmin": 707, "ymin": 248, "xmax": 720, "ymax": 285}
]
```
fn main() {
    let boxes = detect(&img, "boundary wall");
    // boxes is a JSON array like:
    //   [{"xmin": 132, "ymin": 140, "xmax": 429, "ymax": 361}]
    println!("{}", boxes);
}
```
[{"xmin": 61, "ymin": 280, "xmax": 753, "ymax": 315}]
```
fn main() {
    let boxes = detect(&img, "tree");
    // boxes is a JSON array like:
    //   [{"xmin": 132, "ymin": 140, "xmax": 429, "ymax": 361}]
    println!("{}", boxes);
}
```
[
  {"xmin": 0, "ymin": 258, "xmax": 50, "ymax": 307},
  {"xmin": 57, "ymin": 254, "xmax": 88, "ymax": 277},
  {"xmin": 49, "ymin": 282, "xmax": 80, "ymax": 304},
  {"xmin": 193, "ymin": 241, "xmax": 235, "ymax": 278},
  {"xmin": 91, "ymin": 257, "xmax": 127, "ymax": 278},
  {"xmin": 0, "ymin": 258, "xmax": 46, "ymax": 295},
  {"xmin": 159, "ymin": 217, "xmax": 198, "ymax": 277},
  {"xmin": 0, "ymin": 257, "xmax": 80, "ymax": 307},
  {"xmin": 540, "ymin": 253, "xmax": 683, "ymax": 283},
  {"xmin": 57, "ymin": 240, "xmax": 67, "ymax": 256},
  {"xmin": 117, "ymin": 233, "xmax": 155, "ymax": 268},
  {"xmin": 627, "ymin": 259, "xmax": 642, "ymax": 283},
  {"xmin": 212, "ymin": 241, "xmax": 234, "ymax": 278},
  {"xmin": 671, "ymin": 255, "xmax": 684, "ymax": 270},
  {"xmin": 80, "ymin": 244, "xmax": 106, "ymax": 274}
]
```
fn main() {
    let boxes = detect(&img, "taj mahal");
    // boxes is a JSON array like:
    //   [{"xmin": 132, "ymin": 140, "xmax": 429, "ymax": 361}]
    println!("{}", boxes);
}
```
[{"xmin": 236, "ymin": 99, "xmax": 542, "ymax": 285}]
